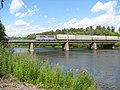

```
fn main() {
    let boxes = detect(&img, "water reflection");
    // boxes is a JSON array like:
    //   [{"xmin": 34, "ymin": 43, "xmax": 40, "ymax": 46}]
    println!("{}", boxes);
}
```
[
  {"xmin": 29, "ymin": 51, "xmax": 35, "ymax": 58},
  {"xmin": 64, "ymin": 51, "xmax": 69, "ymax": 61},
  {"xmin": 14, "ymin": 48, "xmax": 120, "ymax": 90}
]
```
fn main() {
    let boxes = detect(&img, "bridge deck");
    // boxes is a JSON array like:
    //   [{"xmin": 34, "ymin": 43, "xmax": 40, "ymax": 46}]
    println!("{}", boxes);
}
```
[{"xmin": 6, "ymin": 40, "xmax": 118, "ymax": 43}]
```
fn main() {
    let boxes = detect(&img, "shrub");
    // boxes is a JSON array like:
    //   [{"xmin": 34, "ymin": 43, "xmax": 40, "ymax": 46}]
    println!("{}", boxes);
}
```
[{"xmin": 0, "ymin": 47, "xmax": 99, "ymax": 90}]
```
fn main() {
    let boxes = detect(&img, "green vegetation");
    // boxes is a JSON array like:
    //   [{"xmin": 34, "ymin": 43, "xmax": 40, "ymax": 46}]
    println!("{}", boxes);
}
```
[
  {"xmin": 0, "ymin": 20, "xmax": 8, "ymax": 46},
  {"xmin": 40, "ymin": 26, "xmax": 120, "ymax": 36},
  {"xmin": 0, "ymin": 47, "xmax": 100, "ymax": 90}
]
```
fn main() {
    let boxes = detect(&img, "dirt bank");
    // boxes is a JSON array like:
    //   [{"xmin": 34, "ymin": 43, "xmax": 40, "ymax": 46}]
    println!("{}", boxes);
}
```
[{"xmin": 0, "ymin": 77, "xmax": 46, "ymax": 90}]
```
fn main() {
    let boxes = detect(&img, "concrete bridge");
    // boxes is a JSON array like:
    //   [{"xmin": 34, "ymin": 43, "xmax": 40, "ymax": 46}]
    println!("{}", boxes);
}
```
[{"xmin": 6, "ymin": 39, "xmax": 118, "ymax": 51}]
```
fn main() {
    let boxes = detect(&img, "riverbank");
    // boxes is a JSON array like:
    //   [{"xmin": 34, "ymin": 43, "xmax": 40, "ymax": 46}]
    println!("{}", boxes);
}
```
[{"xmin": 0, "ymin": 75, "xmax": 45, "ymax": 90}]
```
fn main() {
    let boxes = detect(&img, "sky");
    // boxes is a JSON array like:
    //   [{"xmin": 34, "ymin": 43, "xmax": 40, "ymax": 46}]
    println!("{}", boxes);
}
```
[{"xmin": 0, "ymin": 0, "xmax": 120, "ymax": 37}]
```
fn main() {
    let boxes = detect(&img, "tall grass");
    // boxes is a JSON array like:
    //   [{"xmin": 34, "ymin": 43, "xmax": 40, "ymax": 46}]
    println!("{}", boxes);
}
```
[{"xmin": 0, "ymin": 47, "xmax": 100, "ymax": 90}]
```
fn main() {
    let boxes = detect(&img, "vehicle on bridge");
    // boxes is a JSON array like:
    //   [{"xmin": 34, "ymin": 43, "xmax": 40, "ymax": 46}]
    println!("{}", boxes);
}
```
[
  {"xmin": 36, "ymin": 35, "xmax": 56, "ymax": 41},
  {"xmin": 36, "ymin": 34, "xmax": 120, "ymax": 41}
]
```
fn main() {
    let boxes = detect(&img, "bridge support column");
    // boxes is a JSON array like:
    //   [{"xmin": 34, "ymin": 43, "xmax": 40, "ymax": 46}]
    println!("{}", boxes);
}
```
[
  {"xmin": 29, "ymin": 42, "xmax": 34, "ymax": 52},
  {"xmin": 62, "ymin": 42, "xmax": 69, "ymax": 51},
  {"xmin": 89, "ymin": 42, "xmax": 97, "ymax": 50},
  {"xmin": 112, "ymin": 42, "xmax": 116, "ymax": 49}
]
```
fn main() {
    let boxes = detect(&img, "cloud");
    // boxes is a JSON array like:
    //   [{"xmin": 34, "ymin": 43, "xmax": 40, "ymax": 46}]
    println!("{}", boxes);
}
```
[
  {"xmin": 47, "ymin": 17, "xmax": 56, "ymax": 23},
  {"xmin": 64, "ymin": 18, "xmax": 79, "ymax": 28},
  {"xmin": 15, "ymin": 12, "xmax": 22, "ymax": 17},
  {"xmin": 9, "ymin": 0, "xmax": 25, "ymax": 14},
  {"xmin": 118, "ymin": 10, "xmax": 120, "ymax": 14},
  {"xmin": 91, "ymin": 1, "xmax": 117, "ymax": 14},
  {"xmin": 5, "ymin": 24, "xmax": 54, "ymax": 37},
  {"xmin": 15, "ymin": 5, "xmax": 39, "ymax": 18},
  {"xmin": 64, "ymin": 1, "xmax": 120, "ymax": 31},
  {"xmin": 14, "ymin": 20, "xmax": 29, "ymax": 26},
  {"xmin": 64, "ymin": 14, "xmax": 120, "ymax": 30}
]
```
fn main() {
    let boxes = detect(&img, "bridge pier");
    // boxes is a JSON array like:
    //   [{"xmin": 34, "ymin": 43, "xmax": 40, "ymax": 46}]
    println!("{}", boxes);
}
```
[
  {"xmin": 89, "ymin": 42, "xmax": 97, "ymax": 50},
  {"xmin": 62, "ymin": 42, "xmax": 69, "ymax": 51},
  {"xmin": 112, "ymin": 42, "xmax": 116, "ymax": 49},
  {"xmin": 28, "ymin": 42, "xmax": 34, "ymax": 52}
]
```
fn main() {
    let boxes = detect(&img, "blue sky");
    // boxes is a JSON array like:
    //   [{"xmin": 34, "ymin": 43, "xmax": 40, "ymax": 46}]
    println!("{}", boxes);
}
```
[{"xmin": 0, "ymin": 0, "xmax": 120, "ymax": 37}]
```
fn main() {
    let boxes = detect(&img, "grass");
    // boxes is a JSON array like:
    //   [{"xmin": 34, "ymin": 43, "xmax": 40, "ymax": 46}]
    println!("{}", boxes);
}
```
[{"xmin": 0, "ymin": 46, "xmax": 100, "ymax": 90}]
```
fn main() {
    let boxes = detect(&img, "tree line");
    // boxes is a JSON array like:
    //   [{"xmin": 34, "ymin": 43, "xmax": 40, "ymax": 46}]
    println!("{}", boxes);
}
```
[
  {"xmin": 24, "ymin": 26, "xmax": 120, "ymax": 40},
  {"xmin": 41, "ymin": 26, "xmax": 120, "ymax": 36}
]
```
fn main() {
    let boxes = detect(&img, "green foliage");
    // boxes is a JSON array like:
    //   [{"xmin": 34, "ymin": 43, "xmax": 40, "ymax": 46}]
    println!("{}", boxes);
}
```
[
  {"xmin": 0, "ymin": 47, "xmax": 13, "ymax": 77},
  {"xmin": 0, "ymin": 20, "xmax": 8, "ymax": 46},
  {"xmin": 38, "ymin": 25, "xmax": 120, "ymax": 36},
  {"xmin": 27, "ymin": 34, "xmax": 36, "ymax": 40},
  {"xmin": 0, "ymin": 47, "xmax": 100, "ymax": 90}
]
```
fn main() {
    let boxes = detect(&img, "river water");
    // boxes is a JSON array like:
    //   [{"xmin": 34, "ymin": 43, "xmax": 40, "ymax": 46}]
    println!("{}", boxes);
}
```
[{"xmin": 14, "ymin": 48, "xmax": 120, "ymax": 90}]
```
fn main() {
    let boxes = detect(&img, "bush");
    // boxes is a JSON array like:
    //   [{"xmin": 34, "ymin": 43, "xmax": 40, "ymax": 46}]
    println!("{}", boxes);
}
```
[{"xmin": 0, "ymin": 47, "xmax": 99, "ymax": 90}]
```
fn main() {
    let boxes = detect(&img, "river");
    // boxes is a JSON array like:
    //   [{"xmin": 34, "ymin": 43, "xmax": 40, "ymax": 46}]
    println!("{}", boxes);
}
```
[{"xmin": 14, "ymin": 48, "xmax": 120, "ymax": 90}]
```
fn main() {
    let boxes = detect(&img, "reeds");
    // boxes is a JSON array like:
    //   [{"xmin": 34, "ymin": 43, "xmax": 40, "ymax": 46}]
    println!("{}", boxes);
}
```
[{"xmin": 0, "ymin": 47, "xmax": 98, "ymax": 90}]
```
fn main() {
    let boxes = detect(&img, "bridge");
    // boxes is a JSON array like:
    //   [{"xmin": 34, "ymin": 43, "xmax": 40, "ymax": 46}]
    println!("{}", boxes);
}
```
[
  {"xmin": 7, "ymin": 40, "xmax": 118, "ymax": 43},
  {"xmin": 5, "ymin": 39, "xmax": 118, "ymax": 51}
]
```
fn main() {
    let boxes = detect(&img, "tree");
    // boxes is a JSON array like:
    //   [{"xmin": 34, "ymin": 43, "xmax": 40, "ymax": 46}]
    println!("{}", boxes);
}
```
[
  {"xmin": 111, "ymin": 26, "xmax": 115, "ymax": 32},
  {"xmin": 0, "ymin": 0, "xmax": 7, "ymax": 46},
  {"xmin": 0, "ymin": 20, "xmax": 8, "ymax": 44},
  {"xmin": 96, "ymin": 25, "xmax": 102, "ymax": 30},
  {"xmin": 90, "ymin": 26, "xmax": 93, "ymax": 30},
  {"xmin": 85, "ymin": 27, "xmax": 89, "ymax": 31},
  {"xmin": 107, "ymin": 26, "xmax": 110, "ymax": 31},
  {"xmin": 119, "ymin": 27, "xmax": 120, "ymax": 34},
  {"xmin": 0, "ymin": 0, "xmax": 5, "ymax": 10},
  {"xmin": 27, "ymin": 34, "xmax": 36, "ymax": 40}
]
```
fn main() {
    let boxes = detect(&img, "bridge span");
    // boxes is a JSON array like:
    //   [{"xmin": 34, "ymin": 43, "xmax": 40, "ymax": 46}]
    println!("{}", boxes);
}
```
[
  {"xmin": 7, "ymin": 39, "xmax": 118, "ymax": 43},
  {"xmin": 5, "ymin": 39, "xmax": 118, "ymax": 51}
]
